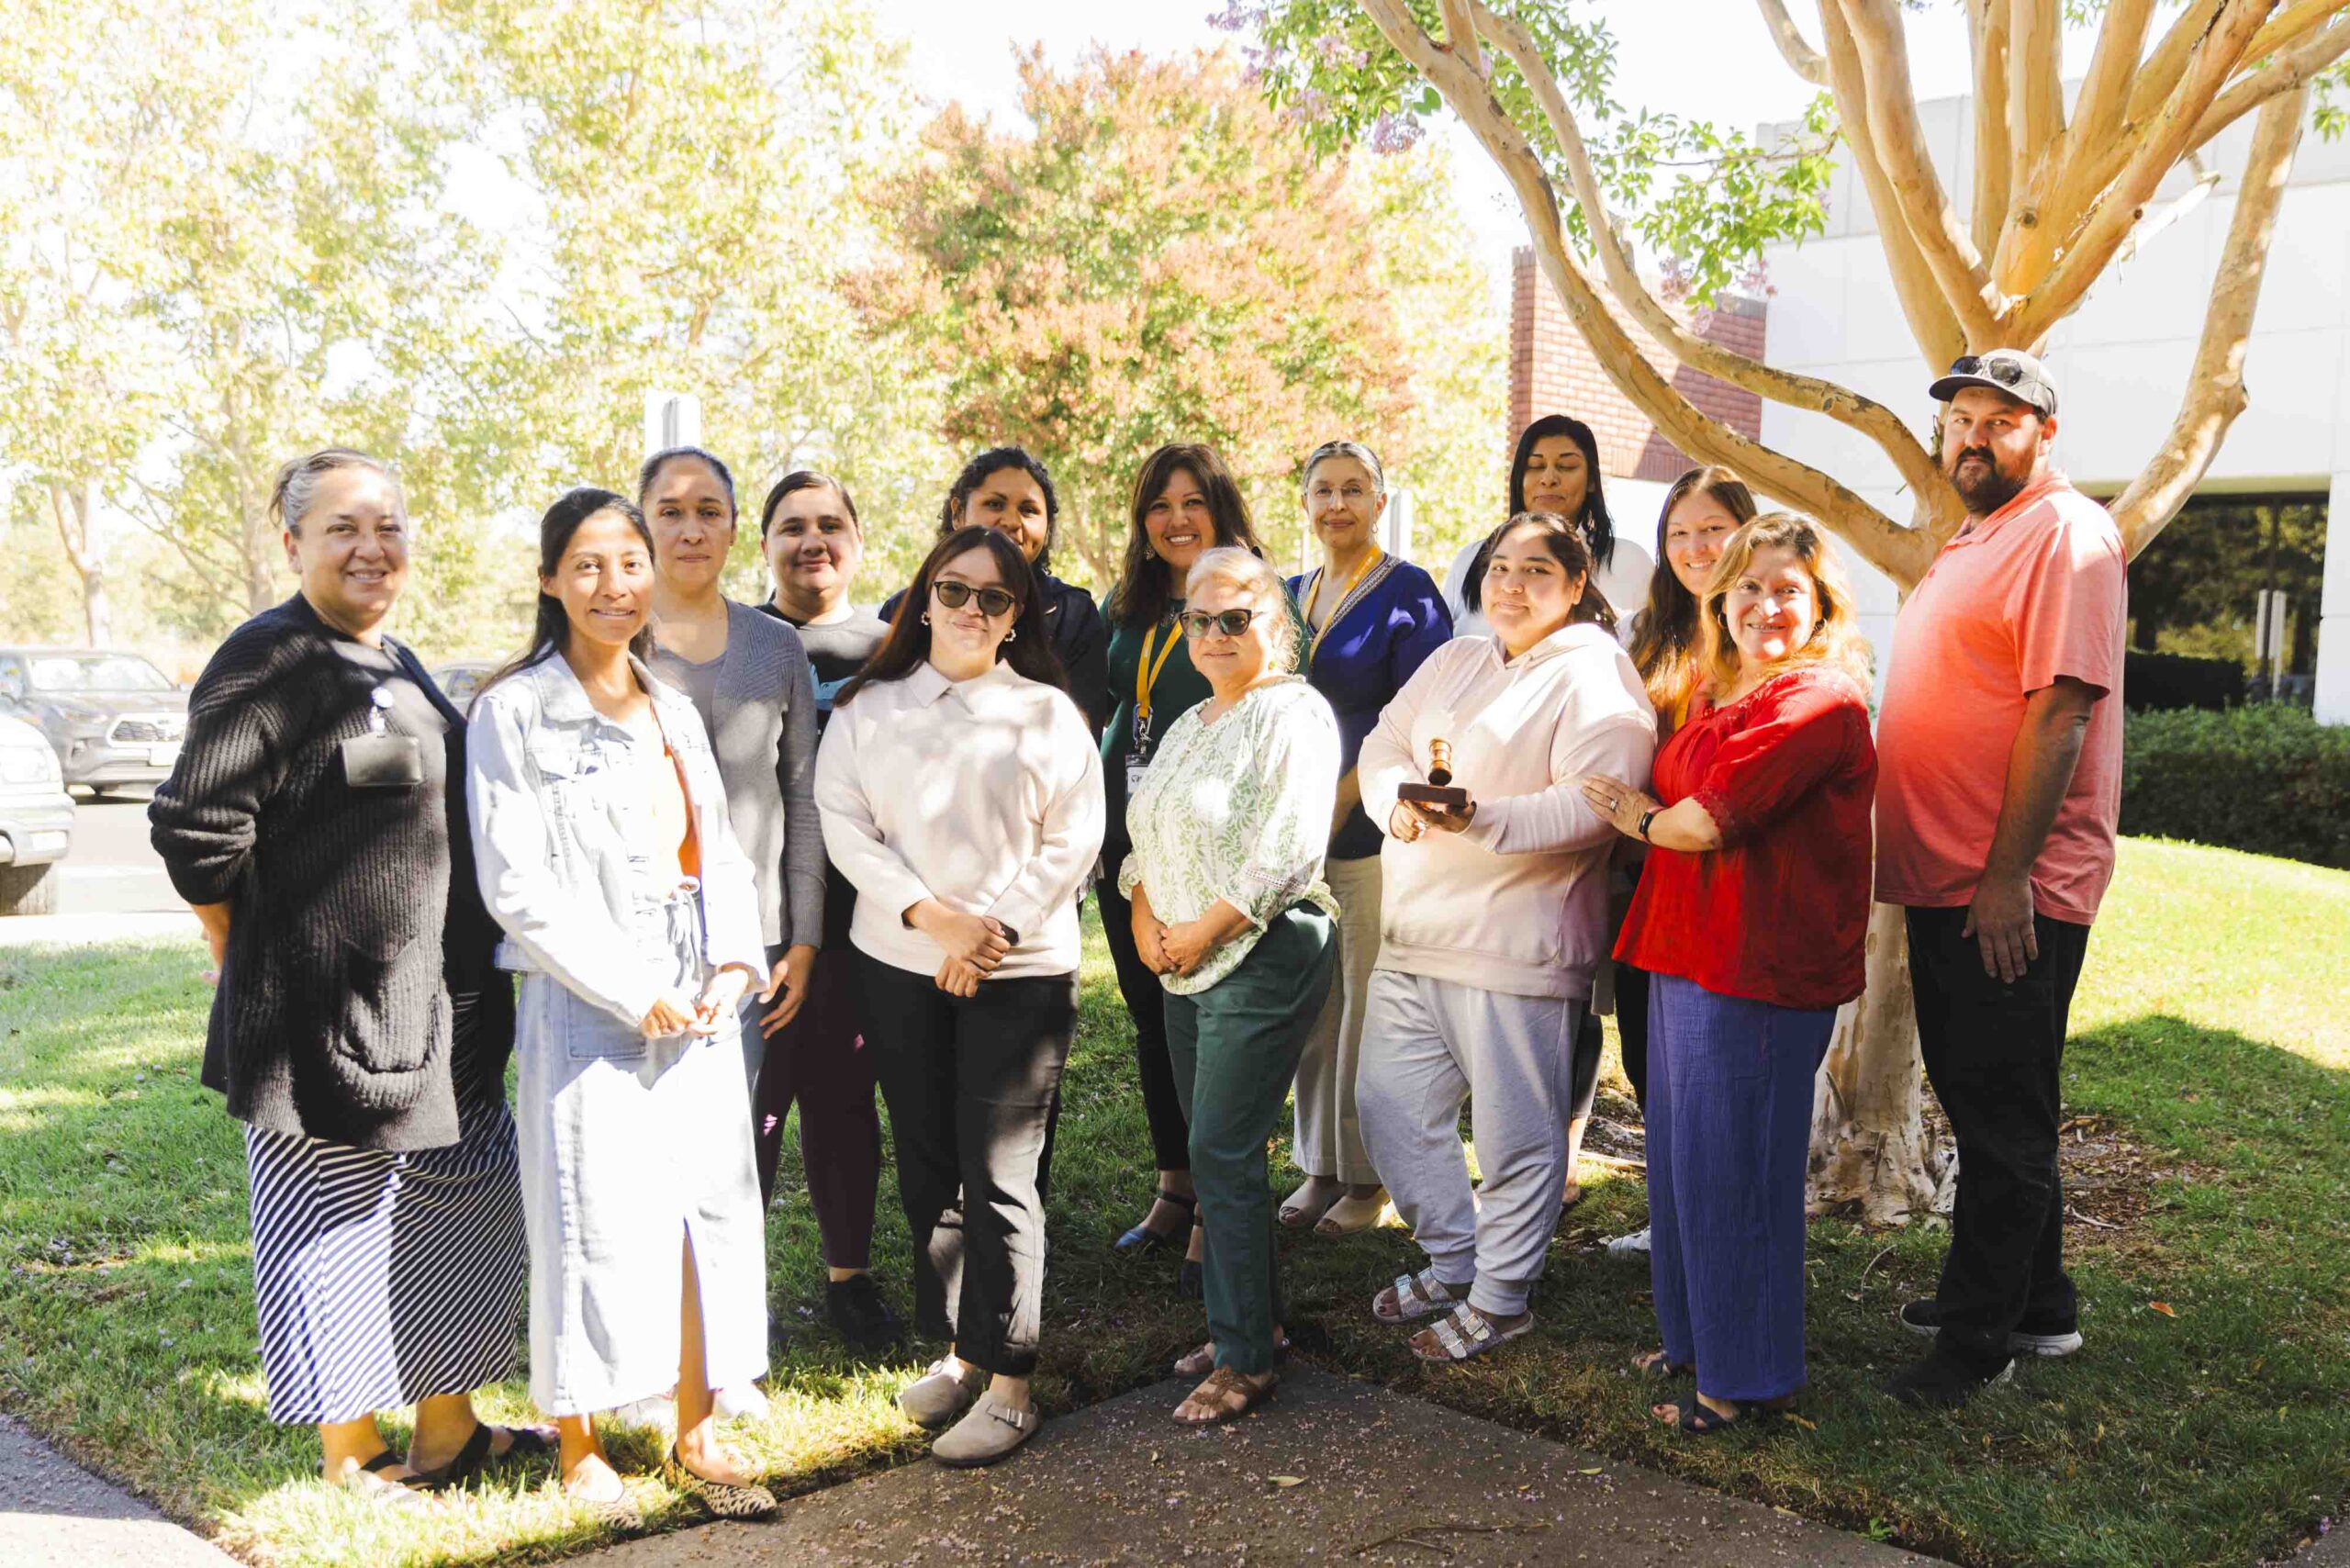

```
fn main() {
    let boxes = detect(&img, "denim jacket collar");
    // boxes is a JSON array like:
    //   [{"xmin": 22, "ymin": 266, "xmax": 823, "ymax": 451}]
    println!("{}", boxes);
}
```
[{"xmin": 518, "ymin": 648, "xmax": 688, "ymax": 733}]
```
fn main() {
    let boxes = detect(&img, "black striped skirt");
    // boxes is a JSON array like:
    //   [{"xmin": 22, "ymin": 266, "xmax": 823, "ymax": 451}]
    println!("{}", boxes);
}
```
[{"xmin": 244, "ymin": 999, "xmax": 528, "ymax": 1425}]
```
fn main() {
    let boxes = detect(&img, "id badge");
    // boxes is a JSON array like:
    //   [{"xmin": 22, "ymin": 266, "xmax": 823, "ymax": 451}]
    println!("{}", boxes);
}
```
[
  {"xmin": 1125, "ymin": 751, "xmax": 1149, "ymax": 798},
  {"xmin": 341, "ymin": 733, "xmax": 424, "ymax": 789}
]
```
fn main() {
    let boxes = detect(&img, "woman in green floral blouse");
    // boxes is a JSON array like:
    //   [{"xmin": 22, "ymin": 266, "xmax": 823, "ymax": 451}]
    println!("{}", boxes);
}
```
[{"xmin": 1120, "ymin": 546, "xmax": 1341, "ymax": 1427}]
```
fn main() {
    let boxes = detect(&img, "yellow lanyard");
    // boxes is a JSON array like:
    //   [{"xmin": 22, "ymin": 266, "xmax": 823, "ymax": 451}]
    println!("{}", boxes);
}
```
[
  {"xmin": 1132, "ymin": 618, "xmax": 1185, "ymax": 748},
  {"xmin": 1304, "ymin": 546, "xmax": 1382, "ymax": 660}
]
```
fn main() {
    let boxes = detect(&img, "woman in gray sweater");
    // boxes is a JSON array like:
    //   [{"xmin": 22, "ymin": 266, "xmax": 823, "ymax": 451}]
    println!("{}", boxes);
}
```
[{"xmin": 641, "ymin": 447, "xmax": 827, "ymax": 1412}]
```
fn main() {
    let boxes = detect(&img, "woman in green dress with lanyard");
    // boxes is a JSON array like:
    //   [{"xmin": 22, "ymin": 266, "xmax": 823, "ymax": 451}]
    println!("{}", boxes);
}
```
[{"xmin": 1100, "ymin": 443, "xmax": 1291, "ymax": 1295}]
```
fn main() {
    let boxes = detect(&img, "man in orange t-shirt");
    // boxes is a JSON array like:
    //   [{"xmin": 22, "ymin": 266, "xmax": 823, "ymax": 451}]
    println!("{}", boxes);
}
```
[{"xmin": 1874, "ymin": 349, "xmax": 2127, "ymax": 1409}]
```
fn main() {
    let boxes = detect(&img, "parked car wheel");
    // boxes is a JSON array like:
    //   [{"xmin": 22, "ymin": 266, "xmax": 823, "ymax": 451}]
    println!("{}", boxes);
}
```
[{"xmin": 0, "ymin": 861, "xmax": 59, "ymax": 916}]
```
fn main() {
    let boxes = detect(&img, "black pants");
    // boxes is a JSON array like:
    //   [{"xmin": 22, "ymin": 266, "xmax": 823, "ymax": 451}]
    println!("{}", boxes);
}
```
[
  {"xmin": 855, "ymin": 954, "xmax": 1078, "ymax": 1377},
  {"xmin": 1615, "ymin": 960, "xmax": 1652, "ymax": 1110},
  {"xmin": 1908, "ymin": 905, "xmax": 2090, "ymax": 1367},
  {"xmin": 1097, "ymin": 871, "xmax": 1191, "ymax": 1174},
  {"xmin": 1568, "ymin": 1011, "xmax": 1605, "ymax": 1124}
]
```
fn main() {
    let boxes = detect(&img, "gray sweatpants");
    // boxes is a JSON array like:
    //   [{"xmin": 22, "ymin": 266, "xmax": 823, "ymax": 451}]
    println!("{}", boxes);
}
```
[{"xmin": 1356, "ymin": 969, "xmax": 1583, "ymax": 1318}]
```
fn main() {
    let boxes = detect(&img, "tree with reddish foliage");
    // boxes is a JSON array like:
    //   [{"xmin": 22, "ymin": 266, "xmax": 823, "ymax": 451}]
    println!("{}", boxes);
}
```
[{"xmin": 854, "ymin": 47, "xmax": 1418, "ymax": 584}]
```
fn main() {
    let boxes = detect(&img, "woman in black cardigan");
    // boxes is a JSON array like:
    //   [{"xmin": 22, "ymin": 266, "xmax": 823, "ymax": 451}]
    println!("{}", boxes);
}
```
[
  {"xmin": 878, "ymin": 446, "xmax": 1112, "ymax": 738},
  {"xmin": 150, "ymin": 449, "xmax": 547, "ymax": 1511}
]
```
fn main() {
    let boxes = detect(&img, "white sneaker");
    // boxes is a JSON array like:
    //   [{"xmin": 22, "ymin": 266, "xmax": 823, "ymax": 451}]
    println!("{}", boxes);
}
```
[
  {"xmin": 713, "ymin": 1383, "xmax": 770, "ymax": 1421},
  {"xmin": 610, "ymin": 1392, "xmax": 677, "ymax": 1431},
  {"xmin": 1605, "ymin": 1226, "xmax": 1651, "ymax": 1256}
]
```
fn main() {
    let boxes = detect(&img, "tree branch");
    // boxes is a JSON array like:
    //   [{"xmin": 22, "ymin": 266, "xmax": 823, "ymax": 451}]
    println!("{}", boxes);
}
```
[
  {"xmin": 2016, "ymin": 0, "xmax": 2277, "ymax": 344},
  {"xmin": 1969, "ymin": 0, "xmax": 2013, "ymax": 260},
  {"xmin": 2127, "ymin": 0, "xmax": 2233, "ymax": 126},
  {"xmin": 2069, "ymin": 0, "xmax": 2159, "ymax": 185},
  {"xmin": 2245, "ymin": 0, "xmax": 2344, "ymax": 62},
  {"xmin": 2110, "ymin": 86, "xmax": 2306, "ymax": 557},
  {"xmin": 2111, "ymin": 151, "xmax": 2221, "ymax": 266},
  {"xmin": 1471, "ymin": 0, "xmax": 1948, "ymax": 514},
  {"xmin": 1357, "ymin": 0, "xmax": 1942, "ymax": 585},
  {"xmin": 1753, "ymin": 0, "xmax": 1830, "ymax": 85},
  {"xmin": 2189, "ymin": 17, "xmax": 2350, "ymax": 153},
  {"xmin": 1832, "ymin": 0, "xmax": 2006, "ymax": 340},
  {"xmin": 1817, "ymin": 5, "xmax": 1974, "ymax": 367},
  {"xmin": 1438, "ymin": 0, "xmax": 1483, "ymax": 76},
  {"xmin": 2008, "ymin": 0, "xmax": 2066, "ymax": 199}
]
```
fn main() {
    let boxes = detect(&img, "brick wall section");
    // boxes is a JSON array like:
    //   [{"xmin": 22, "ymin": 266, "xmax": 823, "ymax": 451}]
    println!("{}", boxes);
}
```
[{"xmin": 1507, "ymin": 247, "xmax": 1766, "ymax": 484}]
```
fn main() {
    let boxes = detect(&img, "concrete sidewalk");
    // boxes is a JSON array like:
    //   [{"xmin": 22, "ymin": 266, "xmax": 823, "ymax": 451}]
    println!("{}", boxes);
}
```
[
  {"xmin": 0, "ymin": 1413, "xmax": 236, "ymax": 1567},
  {"xmin": 578, "ymin": 1370, "xmax": 1939, "ymax": 1567}
]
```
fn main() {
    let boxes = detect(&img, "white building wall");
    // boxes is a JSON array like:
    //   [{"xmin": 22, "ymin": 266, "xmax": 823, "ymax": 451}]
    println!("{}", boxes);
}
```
[{"xmin": 1756, "ymin": 95, "xmax": 2350, "ymax": 721}]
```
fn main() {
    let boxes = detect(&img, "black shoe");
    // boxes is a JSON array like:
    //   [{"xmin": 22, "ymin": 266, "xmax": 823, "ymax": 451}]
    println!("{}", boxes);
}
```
[
  {"xmin": 1898, "ymin": 1299, "xmax": 2084, "ymax": 1358},
  {"xmin": 1115, "ymin": 1189, "xmax": 1198, "ymax": 1254},
  {"xmin": 1884, "ymin": 1345, "xmax": 2016, "ymax": 1409},
  {"xmin": 826, "ymin": 1273, "xmax": 905, "ymax": 1354}
]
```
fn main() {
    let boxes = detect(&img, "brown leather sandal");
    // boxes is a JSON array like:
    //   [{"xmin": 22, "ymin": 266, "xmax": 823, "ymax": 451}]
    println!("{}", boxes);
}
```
[{"xmin": 1171, "ymin": 1365, "xmax": 1277, "ymax": 1427}]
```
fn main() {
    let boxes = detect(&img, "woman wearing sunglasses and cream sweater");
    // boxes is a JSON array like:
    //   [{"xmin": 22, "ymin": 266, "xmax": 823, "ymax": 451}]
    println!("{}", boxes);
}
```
[{"xmin": 812, "ymin": 526, "xmax": 1104, "ymax": 1468}]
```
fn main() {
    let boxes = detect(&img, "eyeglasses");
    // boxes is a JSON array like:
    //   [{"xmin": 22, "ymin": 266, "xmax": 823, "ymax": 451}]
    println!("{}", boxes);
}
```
[
  {"xmin": 1307, "ymin": 483, "xmax": 1373, "ymax": 505},
  {"xmin": 1178, "ymin": 608, "xmax": 1261, "ymax": 639},
  {"xmin": 1948, "ymin": 354, "xmax": 2026, "ymax": 388},
  {"xmin": 931, "ymin": 579, "xmax": 1018, "ymax": 618}
]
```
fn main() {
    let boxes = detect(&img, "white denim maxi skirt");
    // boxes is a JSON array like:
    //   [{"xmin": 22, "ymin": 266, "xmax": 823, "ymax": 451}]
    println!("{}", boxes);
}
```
[{"xmin": 513, "ymin": 889, "xmax": 768, "ymax": 1416}]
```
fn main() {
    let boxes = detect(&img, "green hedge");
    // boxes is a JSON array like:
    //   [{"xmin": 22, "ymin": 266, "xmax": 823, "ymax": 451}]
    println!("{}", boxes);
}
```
[{"xmin": 2121, "ymin": 703, "xmax": 2350, "ymax": 868}]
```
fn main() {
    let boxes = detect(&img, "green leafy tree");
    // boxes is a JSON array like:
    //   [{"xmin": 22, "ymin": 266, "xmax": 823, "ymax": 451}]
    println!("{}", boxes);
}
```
[
  {"xmin": 1231, "ymin": 0, "xmax": 2350, "ymax": 1218},
  {"xmin": 855, "ymin": 47, "xmax": 1421, "ymax": 588},
  {"xmin": 1348, "ymin": 147, "xmax": 1507, "ymax": 568},
  {"xmin": 425, "ymin": 0, "xmax": 951, "ymax": 600}
]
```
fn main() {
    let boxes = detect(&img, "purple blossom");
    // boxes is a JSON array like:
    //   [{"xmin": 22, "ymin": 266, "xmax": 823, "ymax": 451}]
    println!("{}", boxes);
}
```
[{"xmin": 1369, "ymin": 110, "xmax": 1423, "ymax": 154}]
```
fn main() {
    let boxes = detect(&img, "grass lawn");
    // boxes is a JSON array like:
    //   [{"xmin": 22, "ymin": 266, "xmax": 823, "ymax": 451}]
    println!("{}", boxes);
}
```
[{"xmin": 2, "ymin": 835, "xmax": 2344, "ymax": 1566}]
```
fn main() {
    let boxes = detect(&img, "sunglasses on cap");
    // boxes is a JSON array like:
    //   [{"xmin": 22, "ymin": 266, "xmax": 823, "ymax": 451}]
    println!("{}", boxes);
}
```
[
  {"xmin": 1179, "ymin": 607, "xmax": 1262, "ymax": 639},
  {"xmin": 1947, "ymin": 354, "xmax": 2028, "ymax": 388},
  {"xmin": 931, "ymin": 579, "xmax": 1018, "ymax": 618}
]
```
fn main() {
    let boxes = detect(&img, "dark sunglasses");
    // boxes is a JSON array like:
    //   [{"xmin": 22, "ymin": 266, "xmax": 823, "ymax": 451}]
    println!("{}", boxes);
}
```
[
  {"xmin": 1179, "ymin": 607, "xmax": 1261, "ymax": 639},
  {"xmin": 1948, "ymin": 354, "xmax": 2027, "ymax": 388},
  {"xmin": 931, "ymin": 579, "xmax": 1018, "ymax": 618}
]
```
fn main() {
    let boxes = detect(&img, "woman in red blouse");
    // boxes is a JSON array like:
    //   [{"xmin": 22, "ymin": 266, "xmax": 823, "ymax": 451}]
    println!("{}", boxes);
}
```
[{"xmin": 1580, "ymin": 513, "xmax": 1875, "ymax": 1435}]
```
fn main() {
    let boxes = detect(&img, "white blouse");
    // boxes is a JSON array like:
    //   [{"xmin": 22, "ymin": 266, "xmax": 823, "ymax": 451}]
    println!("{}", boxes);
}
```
[{"xmin": 814, "ymin": 660, "xmax": 1104, "ymax": 980}]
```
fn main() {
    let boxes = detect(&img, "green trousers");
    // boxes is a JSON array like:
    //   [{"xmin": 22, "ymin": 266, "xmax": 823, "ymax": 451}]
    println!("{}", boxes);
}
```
[{"xmin": 1164, "ymin": 905, "xmax": 1337, "ymax": 1375}]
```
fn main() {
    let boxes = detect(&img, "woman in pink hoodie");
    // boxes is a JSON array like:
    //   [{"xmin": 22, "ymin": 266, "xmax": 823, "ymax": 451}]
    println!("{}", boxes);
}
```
[{"xmin": 1354, "ymin": 513, "xmax": 1656, "ymax": 1362}]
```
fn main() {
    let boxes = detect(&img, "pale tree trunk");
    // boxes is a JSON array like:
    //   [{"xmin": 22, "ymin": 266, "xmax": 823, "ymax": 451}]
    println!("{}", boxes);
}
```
[
  {"xmin": 1808, "ymin": 902, "xmax": 1945, "ymax": 1222},
  {"xmin": 1353, "ymin": 0, "xmax": 2339, "ymax": 1225},
  {"xmin": 47, "ymin": 482, "xmax": 113, "ymax": 647}
]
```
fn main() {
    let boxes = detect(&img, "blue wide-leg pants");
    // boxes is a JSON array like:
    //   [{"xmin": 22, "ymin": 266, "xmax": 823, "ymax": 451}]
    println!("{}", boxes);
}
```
[{"xmin": 1646, "ymin": 973, "xmax": 1834, "ymax": 1404}]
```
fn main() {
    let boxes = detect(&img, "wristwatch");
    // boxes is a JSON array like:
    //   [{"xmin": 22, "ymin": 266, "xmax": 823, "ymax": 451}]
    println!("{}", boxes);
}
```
[{"xmin": 1636, "ymin": 807, "xmax": 1660, "ymax": 842}]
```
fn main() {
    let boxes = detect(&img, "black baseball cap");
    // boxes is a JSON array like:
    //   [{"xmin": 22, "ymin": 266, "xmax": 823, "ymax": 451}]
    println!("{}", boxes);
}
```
[{"xmin": 1929, "ymin": 349, "xmax": 2058, "ymax": 417}]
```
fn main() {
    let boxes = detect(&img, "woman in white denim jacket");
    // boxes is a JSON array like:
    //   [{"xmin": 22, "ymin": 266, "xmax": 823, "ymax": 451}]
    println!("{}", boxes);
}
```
[{"xmin": 469, "ymin": 488, "xmax": 778, "ymax": 1526}]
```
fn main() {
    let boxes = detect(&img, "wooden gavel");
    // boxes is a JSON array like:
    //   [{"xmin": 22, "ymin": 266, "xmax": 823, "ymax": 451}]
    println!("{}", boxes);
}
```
[{"xmin": 1397, "ymin": 736, "xmax": 1469, "ymax": 809}]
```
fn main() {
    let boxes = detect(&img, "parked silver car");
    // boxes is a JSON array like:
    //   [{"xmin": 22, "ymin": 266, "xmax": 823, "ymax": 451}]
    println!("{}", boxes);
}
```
[
  {"xmin": 0, "ymin": 647, "xmax": 189, "ymax": 797},
  {"xmin": 0, "ymin": 712, "xmax": 73, "ymax": 914}
]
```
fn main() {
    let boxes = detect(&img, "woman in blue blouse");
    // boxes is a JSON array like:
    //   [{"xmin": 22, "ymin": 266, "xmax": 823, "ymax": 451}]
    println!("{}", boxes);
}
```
[{"xmin": 1281, "ymin": 441, "xmax": 1452, "ymax": 1235}]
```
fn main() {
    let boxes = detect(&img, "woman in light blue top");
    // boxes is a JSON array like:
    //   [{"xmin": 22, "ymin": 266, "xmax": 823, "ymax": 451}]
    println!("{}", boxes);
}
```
[
  {"xmin": 1121, "ymin": 546, "xmax": 1340, "ymax": 1428},
  {"xmin": 469, "ymin": 488, "xmax": 778, "ymax": 1526}
]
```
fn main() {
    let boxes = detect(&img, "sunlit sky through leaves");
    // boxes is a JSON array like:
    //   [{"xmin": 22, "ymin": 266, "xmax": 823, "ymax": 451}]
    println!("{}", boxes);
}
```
[{"xmin": 875, "ymin": 0, "xmax": 2114, "ymax": 305}]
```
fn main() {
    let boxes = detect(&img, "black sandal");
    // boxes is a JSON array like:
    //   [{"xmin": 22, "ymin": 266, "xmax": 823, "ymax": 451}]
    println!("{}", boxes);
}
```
[
  {"xmin": 410, "ymin": 1421, "xmax": 558, "ymax": 1490},
  {"xmin": 1115, "ymin": 1189, "xmax": 1197, "ymax": 1254},
  {"xmin": 1658, "ymin": 1396, "xmax": 1789, "ymax": 1436},
  {"xmin": 1632, "ymin": 1350, "xmax": 1694, "ymax": 1382}
]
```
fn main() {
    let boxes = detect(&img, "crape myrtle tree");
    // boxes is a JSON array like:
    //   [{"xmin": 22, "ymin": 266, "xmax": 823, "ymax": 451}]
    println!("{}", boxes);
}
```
[{"xmin": 1227, "ymin": 0, "xmax": 2349, "ymax": 1220}]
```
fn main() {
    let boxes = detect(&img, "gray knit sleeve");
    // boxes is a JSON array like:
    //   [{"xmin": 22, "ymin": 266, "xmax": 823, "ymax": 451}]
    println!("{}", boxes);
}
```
[{"xmin": 776, "ymin": 624, "xmax": 828, "ymax": 949}]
